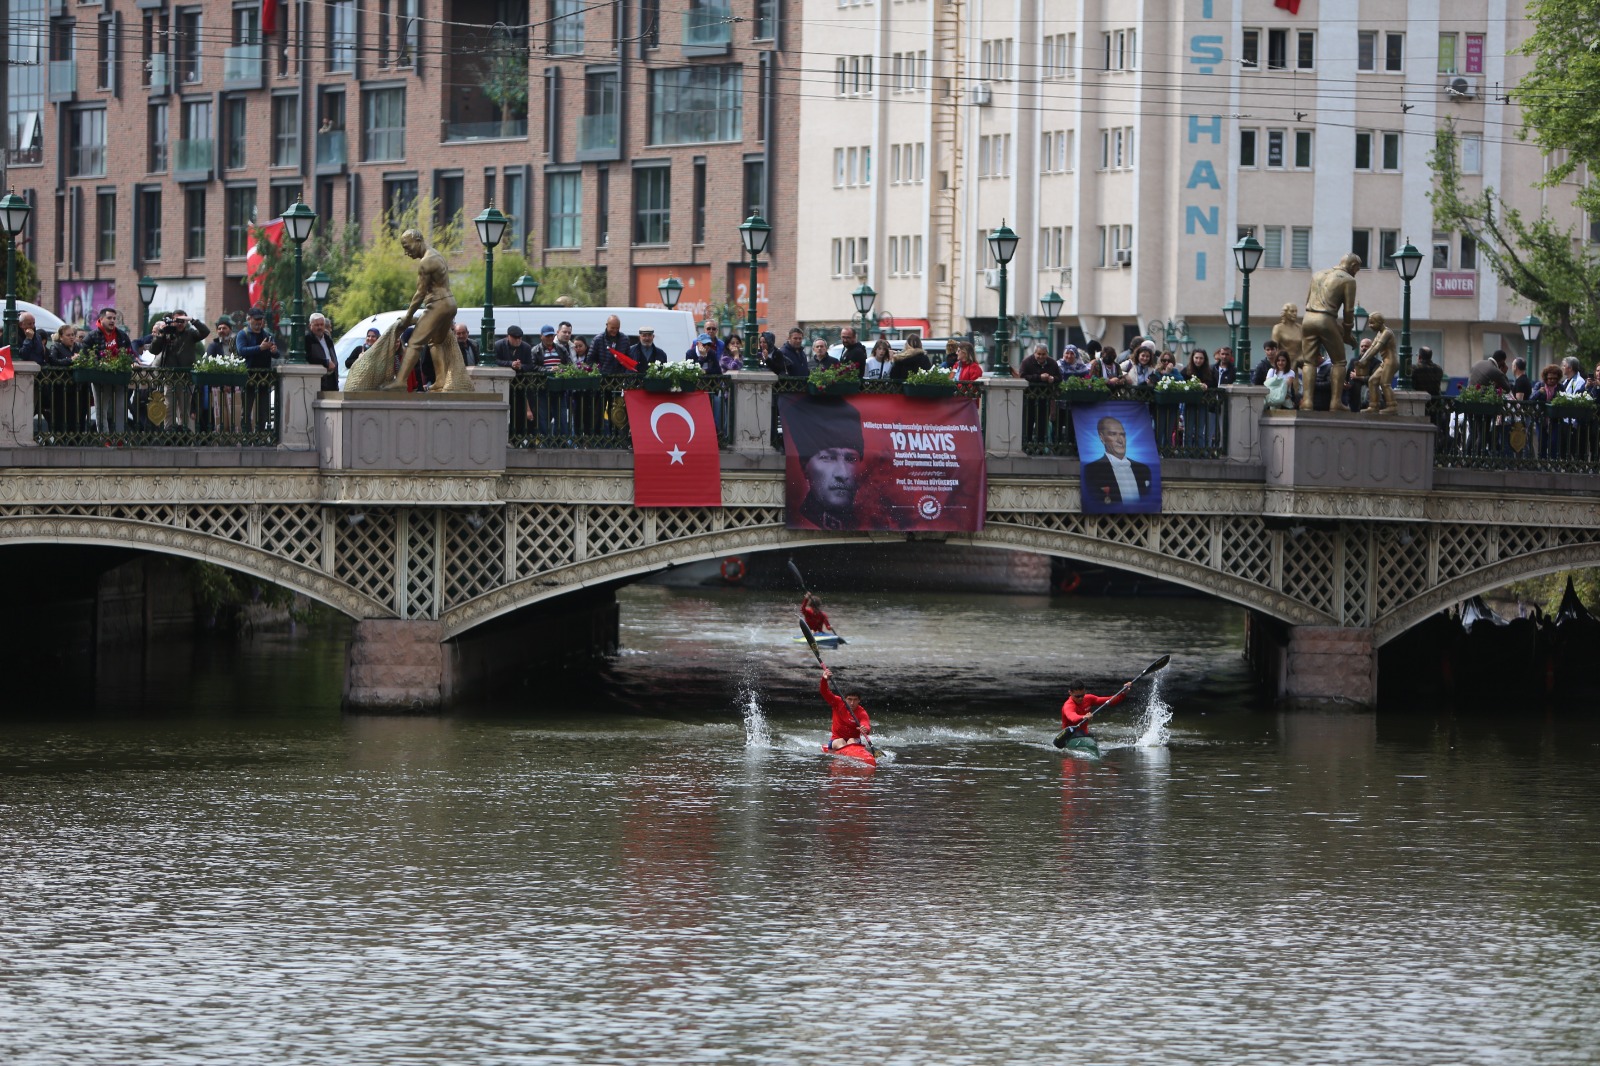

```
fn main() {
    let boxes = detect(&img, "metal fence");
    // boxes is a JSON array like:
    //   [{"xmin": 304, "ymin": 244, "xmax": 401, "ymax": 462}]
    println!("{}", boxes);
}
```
[
  {"xmin": 1022, "ymin": 385, "xmax": 1229, "ymax": 459},
  {"xmin": 1429, "ymin": 396, "xmax": 1600, "ymax": 473},
  {"xmin": 32, "ymin": 367, "xmax": 282, "ymax": 447},
  {"xmin": 507, "ymin": 373, "xmax": 733, "ymax": 450}
]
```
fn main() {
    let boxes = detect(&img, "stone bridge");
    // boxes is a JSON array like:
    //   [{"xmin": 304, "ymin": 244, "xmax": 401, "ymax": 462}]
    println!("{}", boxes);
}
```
[{"xmin": 4, "ymin": 363, "xmax": 1599, "ymax": 707}]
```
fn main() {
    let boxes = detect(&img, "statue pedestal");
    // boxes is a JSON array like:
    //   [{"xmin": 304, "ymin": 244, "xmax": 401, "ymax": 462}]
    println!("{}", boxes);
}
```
[
  {"xmin": 1261, "ymin": 408, "xmax": 1434, "ymax": 520},
  {"xmin": 316, "ymin": 391, "xmax": 508, "ymax": 474}
]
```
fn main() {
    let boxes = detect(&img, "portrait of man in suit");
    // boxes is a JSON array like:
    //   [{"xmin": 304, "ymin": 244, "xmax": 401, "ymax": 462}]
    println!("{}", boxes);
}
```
[{"xmin": 1076, "ymin": 405, "xmax": 1161, "ymax": 514}]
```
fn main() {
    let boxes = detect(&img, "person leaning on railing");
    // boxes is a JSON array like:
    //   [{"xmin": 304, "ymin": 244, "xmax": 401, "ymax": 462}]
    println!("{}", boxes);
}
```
[
  {"xmin": 40, "ymin": 323, "xmax": 80, "ymax": 435},
  {"xmin": 889, "ymin": 336, "xmax": 932, "ymax": 381},
  {"xmin": 1409, "ymin": 346, "xmax": 1443, "ymax": 398}
]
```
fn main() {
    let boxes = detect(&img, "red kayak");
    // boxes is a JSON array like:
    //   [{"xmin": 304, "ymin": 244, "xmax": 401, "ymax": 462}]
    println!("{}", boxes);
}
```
[{"xmin": 823, "ymin": 742, "xmax": 877, "ymax": 767}]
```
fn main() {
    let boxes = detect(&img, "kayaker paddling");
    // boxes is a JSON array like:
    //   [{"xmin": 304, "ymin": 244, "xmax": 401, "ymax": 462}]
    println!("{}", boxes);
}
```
[
  {"xmin": 820, "ymin": 666, "xmax": 873, "ymax": 752},
  {"xmin": 1058, "ymin": 677, "xmax": 1134, "ymax": 743},
  {"xmin": 801, "ymin": 591, "xmax": 837, "ymax": 636}
]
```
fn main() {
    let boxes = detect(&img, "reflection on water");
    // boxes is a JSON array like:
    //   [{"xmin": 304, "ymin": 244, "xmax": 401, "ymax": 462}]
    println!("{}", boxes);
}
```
[{"xmin": 2, "ymin": 587, "xmax": 1598, "ymax": 1064}]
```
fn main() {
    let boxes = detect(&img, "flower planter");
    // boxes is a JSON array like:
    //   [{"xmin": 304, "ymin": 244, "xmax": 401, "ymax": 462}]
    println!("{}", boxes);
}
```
[
  {"xmin": 548, "ymin": 376, "xmax": 603, "ymax": 392},
  {"xmin": 1151, "ymin": 390, "xmax": 1201, "ymax": 405},
  {"xmin": 903, "ymin": 382, "xmax": 958, "ymax": 398},
  {"xmin": 642, "ymin": 377, "xmax": 699, "ymax": 393},
  {"xmin": 1058, "ymin": 389, "xmax": 1110, "ymax": 405},
  {"xmin": 808, "ymin": 380, "xmax": 861, "ymax": 396},
  {"xmin": 1550, "ymin": 403, "xmax": 1597, "ymax": 421},
  {"xmin": 1454, "ymin": 399, "xmax": 1504, "ymax": 416},
  {"xmin": 193, "ymin": 372, "xmax": 248, "ymax": 387},
  {"xmin": 72, "ymin": 368, "xmax": 132, "ymax": 386}
]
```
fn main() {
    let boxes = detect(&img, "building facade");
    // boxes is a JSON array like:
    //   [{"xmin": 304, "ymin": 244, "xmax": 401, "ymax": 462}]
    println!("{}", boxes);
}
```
[
  {"xmin": 795, "ymin": 0, "xmax": 1577, "ymax": 376},
  {"xmin": 4, "ymin": 0, "xmax": 797, "ymax": 334}
]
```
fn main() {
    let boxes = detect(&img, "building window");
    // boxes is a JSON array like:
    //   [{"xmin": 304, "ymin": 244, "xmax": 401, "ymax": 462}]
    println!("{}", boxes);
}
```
[
  {"xmin": 436, "ymin": 172, "xmax": 463, "ymax": 227},
  {"xmin": 139, "ymin": 187, "xmax": 162, "ymax": 260},
  {"xmin": 633, "ymin": 166, "xmax": 670, "ymax": 245},
  {"xmin": 1438, "ymin": 33, "xmax": 1458, "ymax": 74},
  {"xmin": 833, "ymin": 145, "xmax": 872, "ymax": 187},
  {"xmin": 382, "ymin": 175, "xmax": 418, "ymax": 221},
  {"xmin": 1461, "ymin": 133, "xmax": 1482, "ymax": 175},
  {"xmin": 1291, "ymin": 227, "xmax": 1311, "ymax": 270},
  {"xmin": 1351, "ymin": 229, "xmax": 1371, "ymax": 269},
  {"xmin": 1042, "ymin": 34, "xmax": 1073, "ymax": 79},
  {"xmin": 649, "ymin": 65, "xmax": 742, "ymax": 145},
  {"xmin": 97, "ymin": 16, "xmax": 119, "ymax": 92},
  {"xmin": 1039, "ymin": 226, "xmax": 1066, "ymax": 269},
  {"xmin": 641, "ymin": 0, "xmax": 659, "ymax": 48},
  {"xmin": 1102, "ymin": 29, "xmax": 1133, "ymax": 71},
  {"xmin": 185, "ymin": 187, "xmax": 206, "ymax": 259},
  {"xmin": 546, "ymin": 170, "xmax": 581, "ymax": 248},
  {"xmin": 830, "ymin": 237, "xmax": 868, "ymax": 278},
  {"xmin": 223, "ymin": 96, "xmax": 246, "ymax": 169},
  {"xmin": 396, "ymin": 0, "xmax": 418, "ymax": 67},
  {"xmin": 891, "ymin": 51, "xmax": 928, "ymax": 93},
  {"xmin": 271, "ymin": 95, "xmax": 299, "ymax": 167},
  {"xmin": 834, "ymin": 56, "xmax": 872, "ymax": 96},
  {"xmin": 1296, "ymin": 31, "xmax": 1315, "ymax": 70},
  {"xmin": 1294, "ymin": 129, "xmax": 1313, "ymax": 169},
  {"xmin": 1359, "ymin": 30, "xmax": 1404, "ymax": 73},
  {"xmin": 1242, "ymin": 28, "xmax": 1259, "ymax": 69},
  {"xmin": 981, "ymin": 38, "xmax": 1014, "ymax": 80},
  {"xmin": 503, "ymin": 168, "xmax": 527, "ymax": 251},
  {"xmin": 1355, "ymin": 130, "xmax": 1372, "ymax": 171},
  {"xmin": 364, "ymin": 88, "xmax": 406, "ymax": 161},
  {"xmin": 1263, "ymin": 226, "xmax": 1284, "ymax": 269},
  {"xmin": 1240, "ymin": 128, "xmax": 1257, "ymax": 168},
  {"xmin": 175, "ymin": 9, "xmax": 201, "ymax": 83},
  {"xmin": 596, "ymin": 165, "xmax": 609, "ymax": 246},
  {"xmin": 329, "ymin": 0, "xmax": 356, "ymax": 72},
  {"xmin": 1042, "ymin": 130, "xmax": 1073, "ymax": 174},
  {"xmin": 692, "ymin": 158, "xmax": 706, "ymax": 243},
  {"xmin": 1461, "ymin": 234, "xmax": 1478, "ymax": 270},
  {"xmin": 753, "ymin": 0, "xmax": 775, "ymax": 40},
  {"xmin": 225, "ymin": 185, "xmax": 256, "ymax": 258},
  {"xmin": 1381, "ymin": 131, "xmax": 1401, "ymax": 172},
  {"xmin": 742, "ymin": 157, "xmax": 765, "ymax": 220},
  {"xmin": 1098, "ymin": 127, "xmax": 1133, "ymax": 171},
  {"xmin": 1378, "ymin": 229, "xmax": 1399, "ymax": 270},
  {"xmin": 550, "ymin": 0, "xmax": 584, "ymax": 55},
  {"xmin": 1267, "ymin": 28, "xmax": 1287, "ymax": 70},
  {"xmin": 270, "ymin": 182, "xmax": 302, "ymax": 221},
  {"xmin": 148, "ymin": 103, "xmax": 170, "ymax": 172},
  {"xmin": 979, "ymin": 134, "xmax": 1011, "ymax": 178},
  {"xmin": 8, "ymin": 0, "xmax": 46, "ymax": 167},
  {"xmin": 68, "ymin": 107, "xmax": 107, "ymax": 178},
  {"xmin": 1266, "ymin": 129, "xmax": 1285, "ymax": 169},
  {"xmin": 1432, "ymin": 231, "xmax": 1451, "ymax": 270},
  {"xmin": 95, "ymin": 191, "xmax": 116, "ymax": 262}
]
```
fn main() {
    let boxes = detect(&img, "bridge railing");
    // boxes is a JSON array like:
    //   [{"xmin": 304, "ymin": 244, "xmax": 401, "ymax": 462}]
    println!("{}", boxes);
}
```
[
  {"xmin": 507, "ymin": 372, "xmax": 733, "ymax": 450},
  {"xmin": 1021, "ymin": 384, "xmax": 1230, "ymax": 459},
  {"xmin": 1429, "ymin": 396, "xmax": 1600, "ymax": 472},
  {"xmin": 31, "ymin": 366, "xmax": 282, "ymax": 447}
]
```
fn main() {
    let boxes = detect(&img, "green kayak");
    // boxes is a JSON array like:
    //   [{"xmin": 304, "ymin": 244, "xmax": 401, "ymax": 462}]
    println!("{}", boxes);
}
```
[{"xmin": 1060, "ymin": 735, "xmax": 1101, "ymax": 759}]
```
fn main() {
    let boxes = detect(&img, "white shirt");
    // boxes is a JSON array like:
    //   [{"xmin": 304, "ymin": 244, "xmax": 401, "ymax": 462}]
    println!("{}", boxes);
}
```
[
  {"xmin": 1106, "ymin": 452, "xmax": 1140, "ymax": 500},
  {"xmin": 864, "ymin": 356, "xmax": 893, "ymax": 379}
]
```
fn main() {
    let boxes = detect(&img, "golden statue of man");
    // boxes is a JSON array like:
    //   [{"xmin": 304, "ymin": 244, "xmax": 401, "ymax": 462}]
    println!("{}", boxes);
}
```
[
  {"xmin": 1299, "ymin": 254, "xmax": 1362, "ymax": 412},
  {"xmin": 379, "ymin": 228, "xmax": 470, "ymax": 392},
  {"xmin": 1362, "ymin": 312, "xmax": 1399, "ymax": 415}
]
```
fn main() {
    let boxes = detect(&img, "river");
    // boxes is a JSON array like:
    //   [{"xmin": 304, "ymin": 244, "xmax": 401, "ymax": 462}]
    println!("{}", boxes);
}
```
[{"xmin": 2, "ymin": 586, "xmax": 1597, "ymax": 1064}]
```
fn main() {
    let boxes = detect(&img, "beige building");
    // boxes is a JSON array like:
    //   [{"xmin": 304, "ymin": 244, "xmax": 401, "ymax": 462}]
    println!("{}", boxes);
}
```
[{"xmin": 796, "ymin": 0, "xmax": 1575, "ymax": 377}]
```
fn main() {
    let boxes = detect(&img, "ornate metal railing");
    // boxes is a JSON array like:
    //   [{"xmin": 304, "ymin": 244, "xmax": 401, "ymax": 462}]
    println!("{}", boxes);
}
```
[
  {"xmin": 1023, "ymin": 384, "xmax": 1229, "ymax": 459},
  {"xmin": 1429, "ymin": 396, "xmax": 1600, "ymax": 473},
  {"xmin": 507, "ymin": 373, "xmax": 733, "ymax": 450},
  {"xmin": 32, "ymin": 367, "xmax": 281, "ymax": 447}
]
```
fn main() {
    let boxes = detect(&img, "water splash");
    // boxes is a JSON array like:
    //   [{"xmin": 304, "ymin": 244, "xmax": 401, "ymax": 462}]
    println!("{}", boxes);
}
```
[
  {"xmin": 1134, "ymin": 672, "xmax": 1172, "ymax": 748},
  {"xmin": 740, "ymin": 681, "xmax": 771, "ymax": 749}
]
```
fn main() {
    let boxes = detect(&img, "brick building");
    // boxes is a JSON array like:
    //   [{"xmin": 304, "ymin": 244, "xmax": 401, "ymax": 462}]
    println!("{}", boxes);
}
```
[{"xmin": 3, "ymin": 0, "xmax": 796, "ymax": 334}]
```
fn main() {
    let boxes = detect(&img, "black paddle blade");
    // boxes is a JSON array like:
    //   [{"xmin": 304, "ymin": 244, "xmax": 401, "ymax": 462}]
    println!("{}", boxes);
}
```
[
  {"xmin": 1137, "ymin": 654, "xmax": 1171, "ymax": 680},
  {"xmin": 799, "ymin": 621, "xmax": 824, "ymax": 666},
  {"xmin": 1052, "ymin": 728, "xmax": 1070, "ymax": 749},
  {"xmin": 788, "ymin": 558, "xmax": 808, "ymax": 591}
]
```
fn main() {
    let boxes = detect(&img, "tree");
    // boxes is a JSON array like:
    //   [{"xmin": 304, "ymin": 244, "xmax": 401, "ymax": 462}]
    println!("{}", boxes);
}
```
[
  {"xmin": 1517, "ymin": 0, "xmax": 1600, "ymax": 219},
  {"xmin": 324, "ymin": 195, "xmax": 461, "ymax": 326},
  {"xmin": 12, "ymin": 247, "xmax": 39, "ymax": 304},
  {"xmin": 453, "ymin": 260, "xmax": 608, "ymax": 308},
  {"xmin": 480, "ymin": 31, "xmax": 530, "ymax": 138},
  {"xmin": 249, "ymin": 220, "xmax": 364, "ymax": 327}
]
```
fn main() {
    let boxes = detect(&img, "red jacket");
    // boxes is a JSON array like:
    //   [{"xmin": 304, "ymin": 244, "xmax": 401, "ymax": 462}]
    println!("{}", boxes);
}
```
[
  {"xmin": 821, "ymin": 678, "xmax": 871, "ymax": 741},
  {"xmin": 802, "ymin": 603, "xmax": 831, "ymax": 632},
  {"xmin": 956, "ymin": 361, "xmax": 984, "ymax": 382},
  {"xmin": 1060, "ymin": 690, "xmax": 1125, "ymax": 734}
]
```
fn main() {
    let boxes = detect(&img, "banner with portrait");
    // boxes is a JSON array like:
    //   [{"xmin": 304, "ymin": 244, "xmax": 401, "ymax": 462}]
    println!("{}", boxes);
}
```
[
  {"xmin": 779, "ymin": 394, "xmax": 985, "ymax": 532},
  {"xmin": 1071, "ymin": 400, "xmax": 1163, "ymax": 514}
]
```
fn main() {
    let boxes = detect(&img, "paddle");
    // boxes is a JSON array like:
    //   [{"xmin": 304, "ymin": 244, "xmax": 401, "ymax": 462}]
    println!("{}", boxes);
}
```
[
  {"xmin": 789, "ymin": 558, "xmax": 846, "ymax": 643},
  {"xmin": 804, "ymin": 624, "xmax": 879, "ymax": 756},
  {"xmin": 1052, "ymin": 655, "xmax": 1170, "ymax": 749}
]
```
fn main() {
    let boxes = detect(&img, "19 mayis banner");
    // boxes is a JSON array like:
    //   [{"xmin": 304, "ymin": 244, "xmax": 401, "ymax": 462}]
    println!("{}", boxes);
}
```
[{"xmin": 778, "ymin": 394, "xmax": 986, "ymax": 532}]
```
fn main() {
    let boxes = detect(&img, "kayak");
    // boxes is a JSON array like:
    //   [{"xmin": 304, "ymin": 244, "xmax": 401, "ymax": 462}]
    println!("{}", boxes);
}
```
[
  {"xmin": 823, "ymin": 742, "xmax": 877, "ymax": 767},
  {"xmin": 1061, "ymin": 736, "xmax": 1101, "ymax": 760},
  {"xmin": 793, "ymin": 632, "xmax": 846, "ymax": 649}
]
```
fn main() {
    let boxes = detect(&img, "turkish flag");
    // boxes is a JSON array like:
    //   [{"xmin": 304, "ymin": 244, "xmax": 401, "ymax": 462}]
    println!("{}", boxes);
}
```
[
  {"xmin": 0, "ymin": 345, "xmax": 12, "ymax": 382},
  {"xmin": 262, "ymin": 0, "xmax": 278, "ymax": 35},
  {"xmin": 246, "ymin": 218, "xmax": 285, "ymax": 310},
  {"xmin": 625, "ymin": 389, "xmax": 722, "ymax": 507},
  {"xmin": 1274, "ymin": 0, "xmax": 1301, "ymax": 12}
]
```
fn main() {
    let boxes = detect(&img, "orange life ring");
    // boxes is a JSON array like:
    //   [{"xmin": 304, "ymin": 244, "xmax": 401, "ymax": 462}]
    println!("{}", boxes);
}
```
[
  {"xmin": 721, "ymin": 556, "xmax": 747, "ymax": 583},
  {"xmin": 1058, "ymin": 572, "xmax": 1082, "ymax": 594}
]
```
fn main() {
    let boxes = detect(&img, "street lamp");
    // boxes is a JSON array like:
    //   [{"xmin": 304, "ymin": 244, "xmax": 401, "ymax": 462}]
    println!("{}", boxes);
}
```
[
  {"xmin": 657, "ymin": 275, "xmax": 682, "ymax": 311},
  {"xmin": 1222, "ymin": 299, "xmax": 1242, "ymax": 360},
  {"xmin": 1180, "ymin": 330, "xmax": 1195, "ymax": 357},
  {"xmin": 987, "ymin": 222, "xmax": 1019, "ymax": 374},
  {"xmin": 1520, "ymin": 313, "xmax": 1543, "ymax": 366},
  {"xmin": 1232, "ymin": 235, "xmax": 1264, "ymax": 374},
  {"xmin": 1393, "ymin": 239, "xmax": 1425, "ymax": 388},
  {"xmin": 1040, "ymin": 288, "xmax": 1063, "ymax": 353},
  {"xmin": 513, "ymin": 273, "xmax": 539, "ymax": 306},
  {"xmin": 852, "ymin": 283, "xmax": 876, "ymax": 340},
  {"xmin": 0, "ymin": 191, "xmax": 32, "ymax": 348},
  {"xmin": 304, "ymin": 270, "xmax": 331, "ymax": 314},
  {"xmin": 1353, "ymin": 304, "xmax": 1369, "ymax": 335},
  {"xmin": 1146, "ymin": 316, "xmax": 1187, "ymax": 354},
  {"xmin": 137, "ymin": 276, "xmax": 159, "ymax": 336},
  {"xmin": 280, "ymin": 198, "xmax": 317, "ymax": 362},
  {"xmin": 473, "ymin": 203, "xmax": 510, "ymax": 357},
  {"xmin": 738, "ymin": 212, "xmax": 771, "ymax": 369}
]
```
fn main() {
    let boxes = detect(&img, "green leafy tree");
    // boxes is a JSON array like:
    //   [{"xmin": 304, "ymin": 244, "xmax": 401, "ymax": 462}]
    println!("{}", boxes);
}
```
[
  {"xmin": 1517, "ymin": 0, "xmax": 1600, "ymax": 221},
  {"xmin": 480, "ymin": 32, "xmax": 530, "ymax": 138},
  {"xmin": 324, "ymin": 195, "xmax": 461, "ymax": 325},
  {"xmin": 454, "ymin": 260, "xmax": 607, "ymax": 309},
  {"xmin": 248, "ymin": 221, "xmax": 365, "ymax": 328},
  {"xmin": 11, "ymin": 248, "xmax": 39, "ymax": 304}
]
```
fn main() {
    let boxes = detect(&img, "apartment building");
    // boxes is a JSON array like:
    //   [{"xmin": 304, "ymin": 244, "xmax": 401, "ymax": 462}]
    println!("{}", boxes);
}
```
[
  {"xmin": 796, "ymin": 0, "xmax": 1574, "ymax": 375},
  {"xmin": 3, "ymin": 0, "xmax": 797, "ymax": 331}
]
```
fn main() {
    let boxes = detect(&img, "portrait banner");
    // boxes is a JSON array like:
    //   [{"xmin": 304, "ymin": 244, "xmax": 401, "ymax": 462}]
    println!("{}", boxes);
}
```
[
  {"xmin": 1072, "ymin": 400, "xmax": 1163, "ymax": 514},
  {"xmin": 625, "ymin": 388, "xmax": 723, "ymax": 507},
  {"xmin": 779, "ymin": 394, "xmax": 985, "ymax": 532}
]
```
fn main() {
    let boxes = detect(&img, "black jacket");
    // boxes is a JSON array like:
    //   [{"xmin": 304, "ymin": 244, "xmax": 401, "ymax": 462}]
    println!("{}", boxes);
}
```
[
  {"xmin": 149, "ymin": 319, "xmax": 211, "ymax": 369},
  {"xmin": 80, "ymin": 324, "xmax": 135, "ymax": 365},
  {"xmin": 839, "ymin": 340, "xmax": 868, "ymax": 374},
  {"xmin": 494, "ymin": 338, "xmax": 536, "ymax": 370},
  {"xmin": 235, "ymin": 327, "xmax": 278, "ymax": 370},
  {"xmin": 771, "ymin": 342, "xmax": 809, "ymax": 376}
]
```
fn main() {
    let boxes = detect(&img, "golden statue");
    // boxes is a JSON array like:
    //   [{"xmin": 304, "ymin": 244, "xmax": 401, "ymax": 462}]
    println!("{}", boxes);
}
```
[
  {"xmin": 344, "ymin": 228, "xmax": 472, "ymax": 392},
  {"xmin": 1362, "ymin": 312, "xmax": 1399, "ymax": 415},
  {"xmin": 1299, "ymin": 254, "xmax": 1362, "ymax": 412},
  {"xmin": 1271, "ymin": 303, "xmax": 1305, "ymax": 400}
]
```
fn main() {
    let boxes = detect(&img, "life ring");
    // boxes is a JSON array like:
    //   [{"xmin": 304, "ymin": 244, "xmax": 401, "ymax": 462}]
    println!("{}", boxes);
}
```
[
  {"xmin": 721, "ymin": 556, "xmax": 747, "ymax": 583},
  {"xmin": 1058, "ymin": 571, "xmax": 1082, "ymax": 594}
]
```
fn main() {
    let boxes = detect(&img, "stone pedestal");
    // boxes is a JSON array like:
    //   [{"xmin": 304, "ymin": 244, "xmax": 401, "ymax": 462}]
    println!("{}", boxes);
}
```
[
  {"xmin": 316, "ymin": 391, "xmax": 508, "ymax": 473},
  {"xmin": 469, "ymin": 364, "xmax": 514, "ymax": 401},
  {"xmin": 728, "ymin": 368, "xmax": 778, "ymax": 459},
  {"xmin": 344, "ymin": 619, "xmax": 446, "ymax": 712},
  {"xmin": 1285, "ymin": 625, "xmax": 1376, "ymax": 703},
  {"xmin": 1223, "ymin": 385, "xmax": 1266, "ymax": 465},
  {"xmin": 276, "ymin": 364, "xmax": 327, "ymax": 451},
  {"xmin": 0, "ymin": 362, "xmax": 37, "ymax": 446},
  {"xmin": 1262, "ymin": 408, "xmax": 1434, "ymax": 519},
  {"xmin": 983, "ymin": 377, "xmax": 1028, "ymax": 459}
]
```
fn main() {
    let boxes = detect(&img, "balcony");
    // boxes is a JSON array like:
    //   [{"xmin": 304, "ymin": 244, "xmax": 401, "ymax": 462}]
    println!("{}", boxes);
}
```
[
  {"xmin": 174, "ymin": 138, "xmax": 214, "ymax": 181},
  {"xmin": 682, "ymin": 4, "xmax": 732, "ymax": 56},
  {"xmin": 442, "ymin": 118, "xmax": 528, "ymax": 143},
  {"xmin": 147, "ymin": 52, "xmax": 169, "ymax": 93},
  {"xmin": 48, "ymin": 60, "xmax": 76, "ymax": 102},
  {"xmin": 315, "ymin": 130, "xmax": 348, "ymax": 171},
  {"xmin": 577, "ymin": 113, "xmax": 620, "ymax": 161},
  {"xmin": 223, "ymin": 44, "xmax": 264, "ymax": 89}
]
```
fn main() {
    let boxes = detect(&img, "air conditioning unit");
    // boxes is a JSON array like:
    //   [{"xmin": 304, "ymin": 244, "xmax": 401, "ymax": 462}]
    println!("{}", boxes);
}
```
[
  {"xmin": 968, "ymin": 83, "xmax": 993, "ymax": 106},
  {"xmin": 1444, "ymin": 76, "xmax": 1478, "ymax": 99},
  {"xmin": 852, "ymin": 263, "xmax": 869, "ymax": 278},
  {"xmin": 983, "ymin": 268, "xmax": 1001, "ymax": 289},
  {"xmin": 1113, "ymin": 248, "xmax": 1132, "ymax": 266}
]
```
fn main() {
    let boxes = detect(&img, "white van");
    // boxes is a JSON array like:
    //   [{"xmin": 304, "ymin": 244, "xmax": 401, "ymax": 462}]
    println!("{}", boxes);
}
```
[{"xmin": 333, "ymin": 305, "xmax": 698, "ymax": 372}]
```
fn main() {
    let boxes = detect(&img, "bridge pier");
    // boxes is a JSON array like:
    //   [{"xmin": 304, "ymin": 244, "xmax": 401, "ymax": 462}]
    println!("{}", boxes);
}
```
[
  {"xmin": 344, "ymin": 620, "xmax": 448, "ymax": 712},
  {"xmin": 1246, "ymin": 611, "xmax": 1377, "ymax": 705}
]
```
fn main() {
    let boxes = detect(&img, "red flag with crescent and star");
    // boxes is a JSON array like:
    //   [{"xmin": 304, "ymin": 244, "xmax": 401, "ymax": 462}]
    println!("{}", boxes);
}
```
[
  {"xmin": 624, "ymin": 388, "xmax": 723, "ymax": 506},
  {"xmin": 0, "ymin": 345, "xmax": 12, "ymax": 382}
]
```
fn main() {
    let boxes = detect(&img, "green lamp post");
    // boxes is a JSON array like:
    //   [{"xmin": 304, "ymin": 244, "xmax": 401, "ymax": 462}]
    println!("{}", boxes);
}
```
[
  {"xmin": 513, "ymin": 273, "xmax": 539, "ymax": 306},
  {"xmin": 1393, "ymin": 239, "xmax": 1424, "ymax": 389},
  {"xmin": 738, "ymin": 213, "xmax": 771, "ymax": 370},
  {"xmin": 987, "ymin": 222, "xmax": 1019, "ymax": 374},
  {"xmin": 1232, "ymin": 235, "xmax": 1263, "ymax": 374},
  {"xmin": 280, "ymin": 199, "xmax": 317, "ymax": 362},
  {"xmin": 473, "ymin": 203, "xmax": 510, "ymax": 356},
  {"xmin": 851, "ymin": 283, "xmax": 876, "ymax": 340},
  {"xmin": 0, "ymin": 191, "xmax": 31, "ymax": 349},
  {"xmin": 1222, "ymin": 299, "xmax": 1242, "ymax": 360},
  {"xmin": 304, "ymin": 270, "xmax": 331, "ymax": 315},
  {"xmin": 1040, "ymin": 288, "xmax": 1064, "ymax": 355}
]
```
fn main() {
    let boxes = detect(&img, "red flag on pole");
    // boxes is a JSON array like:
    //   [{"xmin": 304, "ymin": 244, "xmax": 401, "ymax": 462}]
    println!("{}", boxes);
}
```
[
  {"xmin": 1274, "ymin": 0, "xmax": 1301, "ymax": 12},
  {"xmin": 262, "ymin": 0, "xmax": 278, "ymax": 35},
  {"xmin": 246, "ymin": 218, "xmax": 285, "ymax": 310},
  {"xmin": 0, "ymin": 345, "xmax": 12, "ymax": 382},
  {"xmin": 624, "ymin": 389, "xmax": 723, "ymax": 507}
]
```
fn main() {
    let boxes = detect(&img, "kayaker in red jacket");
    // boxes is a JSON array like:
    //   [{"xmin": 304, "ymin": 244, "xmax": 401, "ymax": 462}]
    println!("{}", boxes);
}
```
[
  {"xmin": 820, "ymin": 666, "xmax": 871, "ymax": 749},
  {"xmin": 1060, "ymin": 678, "xmax": 1133, "ymax": 738},
  {"xmin": 801, "ymin": 591, "xmax": 835, "ymax": 634}
]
